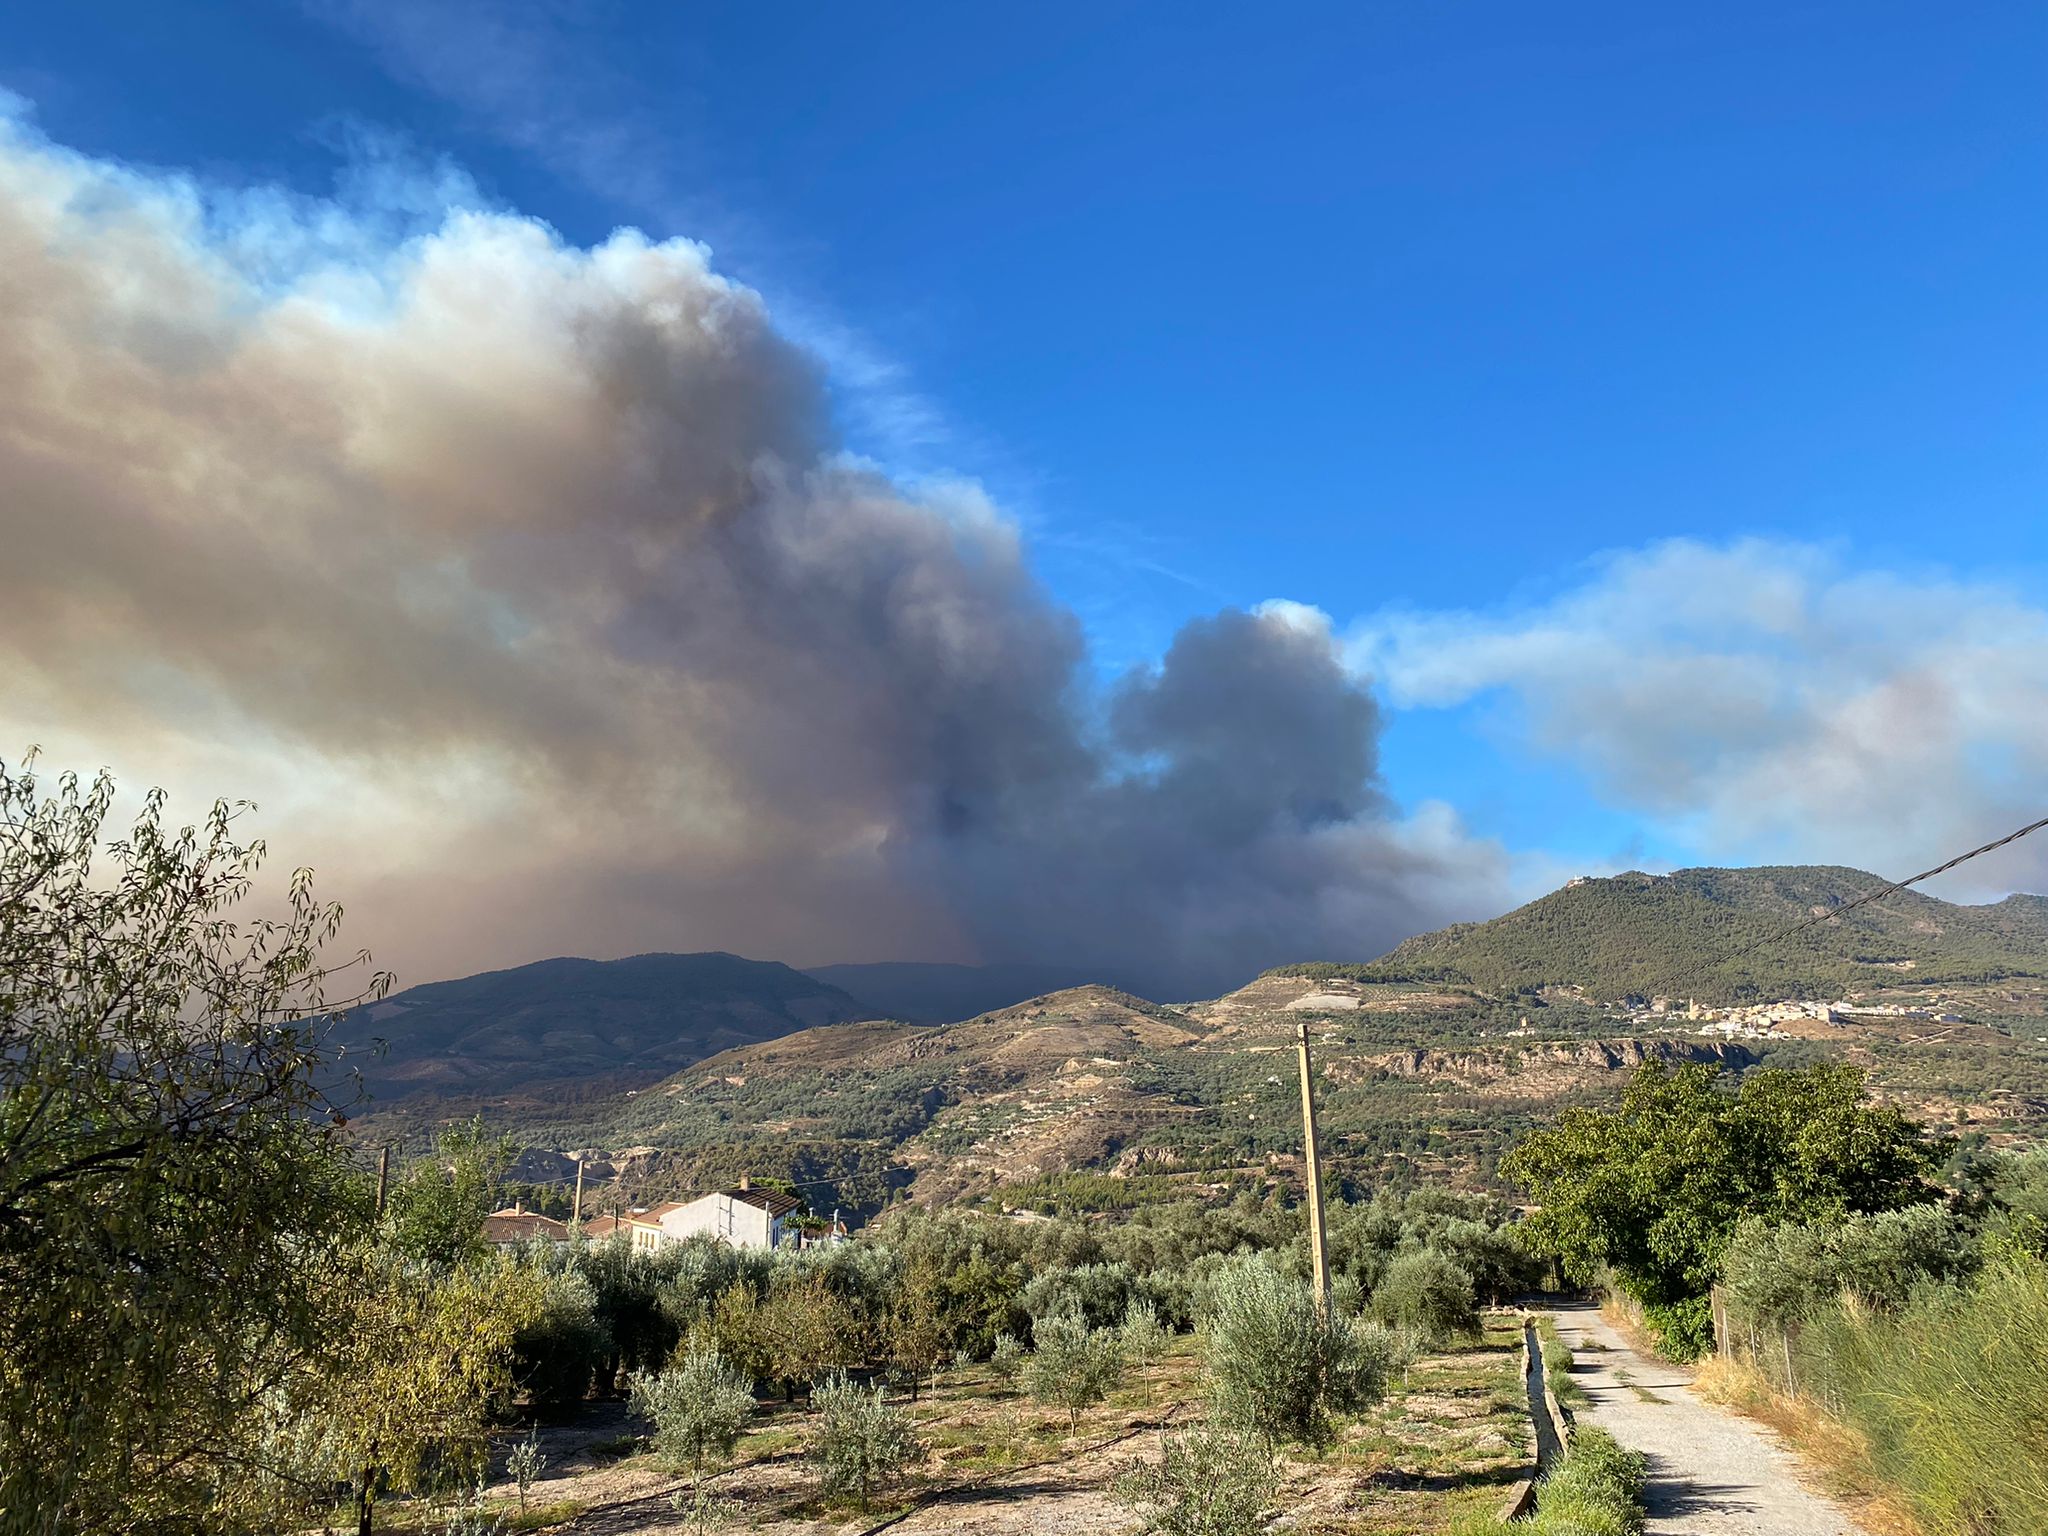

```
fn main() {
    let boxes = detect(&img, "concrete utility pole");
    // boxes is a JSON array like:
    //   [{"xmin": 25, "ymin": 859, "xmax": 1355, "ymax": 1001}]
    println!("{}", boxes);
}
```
[
  {"xmin": 1296, "ymin": 1019, "xmax": 1332, "ymax": 1314},
  {"xmin": 571, "ymin": 1156, "xmax": 586, "ymax": 1227}
]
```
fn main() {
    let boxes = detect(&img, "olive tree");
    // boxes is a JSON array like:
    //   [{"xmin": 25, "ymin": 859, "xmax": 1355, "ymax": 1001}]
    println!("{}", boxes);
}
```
[
  {"xmin": 0, "ymin": 755, "xmax": 389, "ymax": 1535},
  {"xmin": 632, "ymin": 1345, "xmax": 757, "ymax": 1487},
  {"xmin": 1113, "ymin": 1423, "xmax": 1279, "ymax": 1536},
  {"xmin": 1027, "ymin": 1310, "xmax": 1126, "ymax": 1428},
  {"xmin": 1369, "ymin": 1250, "xmax": 1478, "ymax": 1345},
  {"xmin": 810, "ymin": 1374, "xmax": 920, "ymax": 1509},
  {"xmin": 1204, "ymin": 1257, "xmax": 1400, "ymax": 1448}
]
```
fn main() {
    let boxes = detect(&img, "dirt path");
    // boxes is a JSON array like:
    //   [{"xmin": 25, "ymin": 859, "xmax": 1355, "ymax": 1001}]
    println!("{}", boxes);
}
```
[{"xmin": 1542, "ymin": 1301, "xmax": 1868, "ymax": 1536}]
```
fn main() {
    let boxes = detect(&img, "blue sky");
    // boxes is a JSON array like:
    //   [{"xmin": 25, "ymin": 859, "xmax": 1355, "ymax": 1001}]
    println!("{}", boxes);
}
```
[{"xmin": 5, "ymin": 4, "xmax": 2046, "ymax": 981}]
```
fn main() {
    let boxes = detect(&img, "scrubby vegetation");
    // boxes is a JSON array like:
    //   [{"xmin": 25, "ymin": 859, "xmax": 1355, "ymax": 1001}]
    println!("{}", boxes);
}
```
[
  {"xmin": 631, "ymin": 1348, "xmax": 755, "ymax": 1486},
  {"xmin": 1457, "ymin": 1426, "xmax": 1648, "ymax": 1536},
  {"xmin": 1202, "ymin": 1257, "xmax": 1402, "ymax": 1446},
  {"xmin": 13, "ymin": 755, "xmax": 2046, "ymax": 1535},
  {"xmin": 1317, "ymin": 866, "xmax": 2048, "ymax": 1003},
  {"xmin": 1113, "ymin": 1423, "xmax": 1280, "ymax": 1536},
  {"xmin": 808, "ymin": 1374, "xmax": 920, "ymax": 1509},
  {"xmin": 1493, "ymin": 1045, "xmax": 2048, "ymax": 1536},
  {"xmin": 1707, "ymin": 1147, "xmax": 2048, "ymax": 1536},
  {"xmin": 1504, "ymin": 1059, "xmax": 1946, "ymax": 1357}
]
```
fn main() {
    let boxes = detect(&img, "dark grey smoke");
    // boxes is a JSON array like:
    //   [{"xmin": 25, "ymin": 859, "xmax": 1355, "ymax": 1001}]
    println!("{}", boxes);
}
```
[{"xmin": 0, "ymin": 109, "xmax": 1509, "ymax": 994}]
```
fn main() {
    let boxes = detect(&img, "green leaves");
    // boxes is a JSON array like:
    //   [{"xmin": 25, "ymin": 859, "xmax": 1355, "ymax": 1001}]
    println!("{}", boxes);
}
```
[
  {"xmin": 0, "ymin": 754, "xmax": 389, "ymax": 1533},
  {"xmin": 1201, "ymin": 1257, "xmax": 1398, "ymax": 1448},
  {"xmin": 385, "ymin": 1117, "xmax": 519, "ymax": 1268},
  {"xmin": 1502, "ymin": 1061, "xmax": 1947, "ymax": 1358},
  {"xmin": 809, "ymin": 1374, "xmax": 919, "ymax": 1509},
  {"xmin": 1113, "ymin": 1423, "xmax": 1280, "ymax": 1536},
  {"xmin": 1026, "ymin": 1309, "xmax": 1126, "ymax": 1427},
  {"xmin": 631, "ymin": 1345, "xmax": 756, "ymax": 1483}
]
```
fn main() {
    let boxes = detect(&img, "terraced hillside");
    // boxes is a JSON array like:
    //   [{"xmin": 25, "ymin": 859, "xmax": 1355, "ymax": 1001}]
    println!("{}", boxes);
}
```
[
  {"xmin": 361, "ymin": 869, "xmax": 2048, "ymax": 1220},
  {"xmin": 487, "ymin": 978, "xmax": 1797, "ymax": 1217}
]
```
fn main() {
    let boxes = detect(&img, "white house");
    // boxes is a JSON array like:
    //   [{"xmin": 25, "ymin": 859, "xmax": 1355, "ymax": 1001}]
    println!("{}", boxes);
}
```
[{"xmin": 602, "ymin": 1178, "xmax": 805, "ymax": 1252}]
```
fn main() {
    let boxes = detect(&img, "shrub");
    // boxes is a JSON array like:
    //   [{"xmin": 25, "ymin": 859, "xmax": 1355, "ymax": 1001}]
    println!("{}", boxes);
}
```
[
  {"xmin": 667, "ymin": 1484, "xmax": 740, "ymax": 1531},
  {"xmin": 1791, "ymin": 1252, "xmax": 2048, "ymax": 1535},
  {"xmin": 1637, "ymin": 1293, "xmax": 1714, "ymax": 1362},
  {"xmin": 990, "ymin": 1332, "xmax": 1024, "ymax": 1384},
  {"xmin": 1204, "ymin": 1257, "xmax": 1399, "ymax": 1447},
  {"xmin": 436, "ymin": 1478, "xmax": 509, "ymax": 1536},
  {"xmin": 1530, "ymin": 1427, "xmax": 1646, "ymax": 1536},
  {"xmin": 1370, "ymin": 1250, "xmax": 1478, "ymax": 1345},
  {"xmin": 1536, "ymin": 1317, "xmax": 1585, "ymax": 1407},
  {"xmin": 1113, "ymin": 1422, "xmax": 1280, "ymax": 1536},
  {"xmin": 1027, "ymin": 1311, "xmax": 1126, "ymax": 1427},
  {"xmin": 506, "ymin": 1432, "xmax": 547, "ymax": 1511},
  {"xmin": 810, "ymin": 1374, "xmax": 920, "ymax": 1509},
  {"xmin": 630, "ymin": 1347, "xmax": 755, "ymax": 1485},
  {"xmin": 1021, "ymin": 1262, "xmax": 1139, "ymax": 1329},
  {"xmin": 1721, "ymin": 1205, "xmax": 1975, "ymax": 1333},
  {"xmin": 512, "ymin": 1265, "xmax": 609, "ymax": 1411},
  {"xmin": 1121, "ymin": 1297, "xmax": 1171, "ymax": 1363},
  {"xmin": 1427, "ymin": 1218, "xmax": 1544, "ymax": 1304},
  {"xmin": 1453, "ymin": 1427, "xmax": 1646, "ymax": 1536},
  {"xmin": 1502, "ymin": 1062, "xmax": 1947, "ymax": 1363}
]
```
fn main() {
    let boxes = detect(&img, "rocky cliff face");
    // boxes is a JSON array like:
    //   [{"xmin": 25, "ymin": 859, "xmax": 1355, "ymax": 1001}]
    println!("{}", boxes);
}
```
[{"xmin": 1355, "ymin": 1038, "xmax": 1758, "ymax": 1082}]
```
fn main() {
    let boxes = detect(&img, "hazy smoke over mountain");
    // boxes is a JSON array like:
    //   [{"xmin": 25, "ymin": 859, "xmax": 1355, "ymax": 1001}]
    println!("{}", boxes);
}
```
[{"xmin": 0, "ymin": 106, "xmax": 1506, "ymax": 995}]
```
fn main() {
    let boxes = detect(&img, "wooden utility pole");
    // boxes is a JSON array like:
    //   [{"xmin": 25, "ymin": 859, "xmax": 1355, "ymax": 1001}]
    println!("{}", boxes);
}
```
[
  {"xmin": 571, "ymin": 1156, "xmax": 586, "ymax": 1227},
  {"xmin": 375, "ymin": 1144, "xmax": 390, "ymax": 1216},
  {"xmin": 1296, "ymin": 1019, "xmax": 1332, "ymax": 1314}
]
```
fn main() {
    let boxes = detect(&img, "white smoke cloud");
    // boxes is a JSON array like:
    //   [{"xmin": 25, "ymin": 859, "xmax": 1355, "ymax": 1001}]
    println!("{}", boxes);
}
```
[
  {"xmin": 0, "ymin": 103, "xmax": 1510, "ymax": 996},
  {"xmin": 1352, "ymin": 538, "xmax": 2048, "ymax": 897}
]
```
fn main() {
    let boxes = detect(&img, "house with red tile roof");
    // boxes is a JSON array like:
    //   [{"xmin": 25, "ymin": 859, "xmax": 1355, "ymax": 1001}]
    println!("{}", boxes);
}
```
[
  {"xmin": 583, "ymin": 1177, "xmax": 805, "ymax": 1252},
  {"xmin": 482, "ymin": 1204, "xmax": 571, "ymax": 1248}
]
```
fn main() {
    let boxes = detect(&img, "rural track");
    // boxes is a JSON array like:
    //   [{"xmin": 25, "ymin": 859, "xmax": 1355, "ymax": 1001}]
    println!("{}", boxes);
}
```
[{"xmin": 1543, "ymin": 1301, "xmax": 1870, "ymax": 1535}]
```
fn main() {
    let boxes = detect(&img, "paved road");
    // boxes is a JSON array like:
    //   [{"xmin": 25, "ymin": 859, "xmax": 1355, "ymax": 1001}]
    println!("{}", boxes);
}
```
[{"xmin": 1542, "ymin": 1301, "xmax": 1869, "ymax": 1536}]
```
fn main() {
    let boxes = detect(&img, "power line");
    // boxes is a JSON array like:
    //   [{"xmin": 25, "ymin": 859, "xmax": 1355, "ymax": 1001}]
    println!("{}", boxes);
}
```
[
  {"xmin": 1668, "ymin": 811, "xmax": 2048, "ymax": 999},
  {"xmin": 1725, "ymin": 812, "xmax": 2048, "ymax": 968}
]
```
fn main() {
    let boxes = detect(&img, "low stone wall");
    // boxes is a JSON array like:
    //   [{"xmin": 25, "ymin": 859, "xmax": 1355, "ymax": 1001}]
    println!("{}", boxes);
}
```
[{"xmin": 1497, "ymin": 1313, "xmax": 1576, "ymax": 1524}]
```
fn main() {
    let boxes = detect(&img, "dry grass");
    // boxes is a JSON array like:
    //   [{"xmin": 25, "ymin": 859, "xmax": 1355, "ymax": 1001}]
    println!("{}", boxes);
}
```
[
  {"xmin": 1596, "ymin": 1293, "xmax": 1671, "ymax": 1365},
  {"xmin": 1691, "ymin": 1356, "xmax": 1924, "ymax": 1536},
  {"xmin": 366, "ymin": 1319, "xmax": 1539, "ymax": 1534}
]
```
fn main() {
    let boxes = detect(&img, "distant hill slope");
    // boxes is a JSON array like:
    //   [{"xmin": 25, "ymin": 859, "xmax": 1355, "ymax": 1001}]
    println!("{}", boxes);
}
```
[
  {"xmin": 1278, "ymin": 866, "xmax": 2048, "ymax": 1002},
  {"xmin": 802, "ymin": 961, "xmax": 1123, "ymax": 1023},
  {"xmin": 335, "ymin": 951, "xmax": 872, "ymax": 1102},
  {"xmin": 542, "ymin": 984, "xmax": 1211, "ymax": 1200},
  {"xmin": 488, "ymin": 979, "xmax": 1791, "ymax": 1210}
]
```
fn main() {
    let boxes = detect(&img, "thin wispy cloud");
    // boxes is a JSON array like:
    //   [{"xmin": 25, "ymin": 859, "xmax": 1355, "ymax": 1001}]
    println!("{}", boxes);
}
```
[
  {"xmin": 1349, "ymin": 537, "xmax": 2048, "ymax": 897},
  {"xmin": 307, "ymin": 0, "xmax": 956, "ymax": 470}
]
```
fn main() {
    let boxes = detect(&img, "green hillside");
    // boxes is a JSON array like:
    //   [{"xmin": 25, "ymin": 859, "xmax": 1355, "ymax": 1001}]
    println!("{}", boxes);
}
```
[{"xmin": 1273, "ymin": 866, "xmax": 2048, "ymax": 1002}]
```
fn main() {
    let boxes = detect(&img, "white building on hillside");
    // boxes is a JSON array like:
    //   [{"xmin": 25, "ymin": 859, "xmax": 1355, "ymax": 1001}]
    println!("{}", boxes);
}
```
[{"xmin": 600, "ymin": 1177, "xmax": 806, "ymax": 1252}]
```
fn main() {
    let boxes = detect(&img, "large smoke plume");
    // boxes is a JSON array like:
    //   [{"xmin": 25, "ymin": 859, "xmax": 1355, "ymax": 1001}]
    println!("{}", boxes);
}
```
[{"xmin": 0, "ymin": 106, "xmax": 1506, "ymax": 996}]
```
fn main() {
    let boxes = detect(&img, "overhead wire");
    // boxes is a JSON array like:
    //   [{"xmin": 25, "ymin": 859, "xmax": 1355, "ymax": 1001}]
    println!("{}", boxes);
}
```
[{"xmin": 1672, "ymin": 811, "xmax": 2048, "ymax": 996}]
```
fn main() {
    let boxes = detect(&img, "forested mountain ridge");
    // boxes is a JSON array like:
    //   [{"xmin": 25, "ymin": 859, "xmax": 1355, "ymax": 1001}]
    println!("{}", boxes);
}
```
[
  {"xmin": 332, "ymin": 951, "xmax": 874, "ymax": 1102},
  {"xmin": 1283, "ymin": 866, "xmax": 2048, "ymax": 1003}
]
